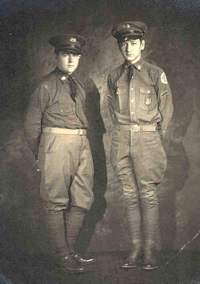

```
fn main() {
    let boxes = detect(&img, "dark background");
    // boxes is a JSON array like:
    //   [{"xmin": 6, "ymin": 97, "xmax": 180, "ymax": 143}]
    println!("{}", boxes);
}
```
[{"xmin": 0, "ymin": 0, "xmax": 200, "ymax": 283}]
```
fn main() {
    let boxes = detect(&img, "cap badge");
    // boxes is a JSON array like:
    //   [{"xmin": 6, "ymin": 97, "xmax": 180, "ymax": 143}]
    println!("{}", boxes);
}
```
[
  {"xmin": 126, "ymin": 24, "xmax": 131, "ymax": 28},
  {"xmin": 70, "ymin": 37, "xmax": 77, "ymax": 43}
]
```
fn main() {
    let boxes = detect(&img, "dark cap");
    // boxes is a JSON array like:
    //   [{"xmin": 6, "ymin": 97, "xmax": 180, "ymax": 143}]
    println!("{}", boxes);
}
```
[
  {"xmin": 112, "ymin": 21, "xmax": 147, "ymax": 42},
  {"xmin": 49, "ymin": 34, "xmax": 86, "ymax": 54}
]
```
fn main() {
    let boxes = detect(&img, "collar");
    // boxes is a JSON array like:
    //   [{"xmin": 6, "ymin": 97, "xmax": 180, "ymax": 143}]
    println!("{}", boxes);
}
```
[
  {"xmin": 124, "ymin": 58, "xmax": 144, "ymax": 71},
  {"xmin": 54, "ymin": 67, "xmax": 74, "ymax": 83}
]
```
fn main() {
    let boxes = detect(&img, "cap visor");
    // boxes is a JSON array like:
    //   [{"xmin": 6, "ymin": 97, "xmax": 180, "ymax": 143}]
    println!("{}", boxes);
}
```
[{"xmin": 56, "ymin": 47, "xmax": 82, "ymax": 55}]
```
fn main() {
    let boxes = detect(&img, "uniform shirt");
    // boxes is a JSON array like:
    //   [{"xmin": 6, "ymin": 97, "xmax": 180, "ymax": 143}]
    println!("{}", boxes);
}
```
[
  {"xmin": 106, "ymin": 59, "xmax": 174, "ymax": 131},
  {"xmin": 24, "ymin": 68, "xmax": 88, "ymax": 156}
]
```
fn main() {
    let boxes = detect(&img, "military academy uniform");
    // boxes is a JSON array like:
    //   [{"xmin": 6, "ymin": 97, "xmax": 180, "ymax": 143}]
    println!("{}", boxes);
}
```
[
  {"xmin": 106, "ymin": 22, "xmax": 174, "ymax": 270},
  {"xmin": 24, "ymin": 34, "xmax": 94, "ymax": 273}
]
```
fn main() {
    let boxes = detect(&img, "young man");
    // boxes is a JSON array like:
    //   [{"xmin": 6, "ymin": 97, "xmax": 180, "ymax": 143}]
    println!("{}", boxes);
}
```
[
  {"xmin": 24, "ymin": 34, "xmax": 95, "ymax": 273},
  {"xmin": 106, "ymin": 21, "xmax": 174, "ymax": 270}
]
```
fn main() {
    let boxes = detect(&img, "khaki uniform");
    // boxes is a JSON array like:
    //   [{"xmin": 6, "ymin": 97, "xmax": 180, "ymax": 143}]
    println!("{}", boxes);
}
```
[
  {"xmin": 106, "ymin": 58, "xmax": 173, "ymax": 248},
  {"xmin": 24, "ymin": 34, "xmax": 95, "ymax": 271},
  {"xmin": 25, "ymin": 69, "xmax": 94, "ymax": 211}
]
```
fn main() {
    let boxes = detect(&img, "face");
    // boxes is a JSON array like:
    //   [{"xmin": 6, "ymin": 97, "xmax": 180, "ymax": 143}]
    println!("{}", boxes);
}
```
[
  {"xmin": 57, "ymin": 51, "xmax": 81, "ymax": 74},
  {"xmin": 119, "ymin": 38, "xmax": 145, "ymax": 64}
]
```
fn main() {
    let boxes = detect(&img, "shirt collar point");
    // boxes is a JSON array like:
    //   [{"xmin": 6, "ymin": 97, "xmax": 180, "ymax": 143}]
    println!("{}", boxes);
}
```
[
  {"xmin": 135, "ymin": 58, "xmax": 144, "ymax": 71},
  {"xmin": 124, "ymin": 60, "xmax": 143, "ymax": 71}
]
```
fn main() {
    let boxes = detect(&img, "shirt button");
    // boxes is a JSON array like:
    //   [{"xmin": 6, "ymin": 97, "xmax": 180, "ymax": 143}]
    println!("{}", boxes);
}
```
[
  {"xmin": 131, "ymin": 111, "xmax": 134, "ymax": 115},
  {"xmin": 60, "ymin": 109, "xmax": 63, "ymax": 113},
  {"xmin": 130, "ymin": 87, "xmax": 134, "ymax": 91},
  {"xmin": 131, "ymin": 99, "xmax": 134, "ymax": 103}
]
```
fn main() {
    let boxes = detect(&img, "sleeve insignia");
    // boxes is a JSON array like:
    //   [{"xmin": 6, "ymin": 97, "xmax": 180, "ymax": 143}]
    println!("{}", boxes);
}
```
[{"xmin": 160, "ymin": 72, "xmax": 168, "ymax": 84}]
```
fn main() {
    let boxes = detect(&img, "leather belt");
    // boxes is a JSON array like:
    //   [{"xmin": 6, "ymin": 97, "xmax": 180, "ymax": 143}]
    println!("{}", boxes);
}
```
[
  {"xmin": 119, "ymin": 124, "xmax": 157, "ymax": 132},
  {"xmin": 43, "ymin": 127, "xmax": 87, "ymax": 135}
]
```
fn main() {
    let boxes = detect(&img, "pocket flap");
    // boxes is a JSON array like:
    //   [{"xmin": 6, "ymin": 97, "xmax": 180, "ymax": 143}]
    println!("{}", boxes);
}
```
[{"xmin": 140, "ymin": 87, "xmax": 151, "ymax": 94}]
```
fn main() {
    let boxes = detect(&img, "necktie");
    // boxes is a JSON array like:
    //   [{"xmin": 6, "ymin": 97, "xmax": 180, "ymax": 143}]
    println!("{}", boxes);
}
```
[
  {"xmin": 68, "ymin": 75, "xmax": 77, "ymax": 102},
  {"xmin": 67, "ymin": 75, "xmax": 88, "ymax": 127},
  {"xmin": 128, "ymin": 65, "xmax": 134, "ymax": 81}
]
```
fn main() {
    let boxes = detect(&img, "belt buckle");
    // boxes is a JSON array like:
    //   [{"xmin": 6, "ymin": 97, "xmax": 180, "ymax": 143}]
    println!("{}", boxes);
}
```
[{"xmin": 78, "ymin": 129, "xmax": 84, "ymax": 135}]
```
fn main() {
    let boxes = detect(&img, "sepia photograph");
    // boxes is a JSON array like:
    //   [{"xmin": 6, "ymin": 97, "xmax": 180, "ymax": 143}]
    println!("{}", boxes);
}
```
[{"xmin": 0, "ymin": 0, "xmax": 200, "ymax": 283}]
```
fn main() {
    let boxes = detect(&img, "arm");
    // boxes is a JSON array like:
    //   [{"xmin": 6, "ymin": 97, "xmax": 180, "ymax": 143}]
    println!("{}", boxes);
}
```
[
  {"xmin": 102, "ymin": 74, "xmax": 116, "ymax": 129},
  {"xmin": 156, "ymin": 71, "xmax": 174, "ymax": 137},
  {"xmin": 24, "ymin": 83, "xmax": 49, "ymax": 159}
]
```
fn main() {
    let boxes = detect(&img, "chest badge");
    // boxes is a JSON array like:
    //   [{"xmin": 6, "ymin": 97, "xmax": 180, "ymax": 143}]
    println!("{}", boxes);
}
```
[
  {"xmin": 116, "ymin": 87, "xmax": 120, "ymax": 95},
  {"xmin": 145, "ymin": 96, "xmax": 152, "ymax": 105}
]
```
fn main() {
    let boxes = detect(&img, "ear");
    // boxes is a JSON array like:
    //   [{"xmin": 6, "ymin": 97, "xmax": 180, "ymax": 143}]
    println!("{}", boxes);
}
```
[{"xmin": 141, "ymin": 39, "xmax": 145, "ymax": 51}]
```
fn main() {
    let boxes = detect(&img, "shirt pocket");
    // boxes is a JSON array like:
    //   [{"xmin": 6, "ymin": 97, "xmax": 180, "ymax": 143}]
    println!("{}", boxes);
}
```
[
  {"xmin": 139, "ymin": 87, "xmax": 157, "ymax": 111},
  {"xmin": 115, "ymin": 81, "xmax": 129, "ymax": 112},
  {"xmin": 46, "ymin": 99, "xmax": 62, "ymax": 114},
  {"xmin": 58, "ymin": 95, "xmax": 76, "ymax": 115}
]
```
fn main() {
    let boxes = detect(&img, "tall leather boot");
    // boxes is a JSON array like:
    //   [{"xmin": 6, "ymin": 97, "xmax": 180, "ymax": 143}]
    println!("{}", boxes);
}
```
[
  {"xmin": 141, "ymin": 183, "xmax": 159, "ymax": 270},
  {"xmin": 143, "ymin": 240, "xmax": 159, "ymax": 270},
  {"xmin": 46, "ymin": 210, "xmax": 86, "ymax": 273},
  {"xmin": 66, "ymin": 206, "xmax": 95, "ymax": 265},
  {"xmin": 45, "ymin": 210, "xmax": 69, "ymax": 257},
  {"xmin": 121, "ymin": 240, "xmax": 142, "ymax": 269},
  {"xmin": 121, "ymin": 201, "xmax": 142, "ymax": 269}
]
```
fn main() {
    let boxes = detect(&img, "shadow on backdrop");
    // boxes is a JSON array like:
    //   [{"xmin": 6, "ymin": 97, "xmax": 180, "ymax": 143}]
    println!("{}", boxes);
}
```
[
  {"xmin": 158, "ymin": 100, "xmax": 193, "ymax": 257},
  {"xmin": 77, "ymin": 78, "xmax": 107, "ymax": 254}
]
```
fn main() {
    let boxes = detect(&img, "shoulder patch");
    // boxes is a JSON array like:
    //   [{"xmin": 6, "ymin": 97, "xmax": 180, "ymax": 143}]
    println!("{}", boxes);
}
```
[{"xmin": 160, "ymin": 72, "xmax": 168, "ymax": 84}]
